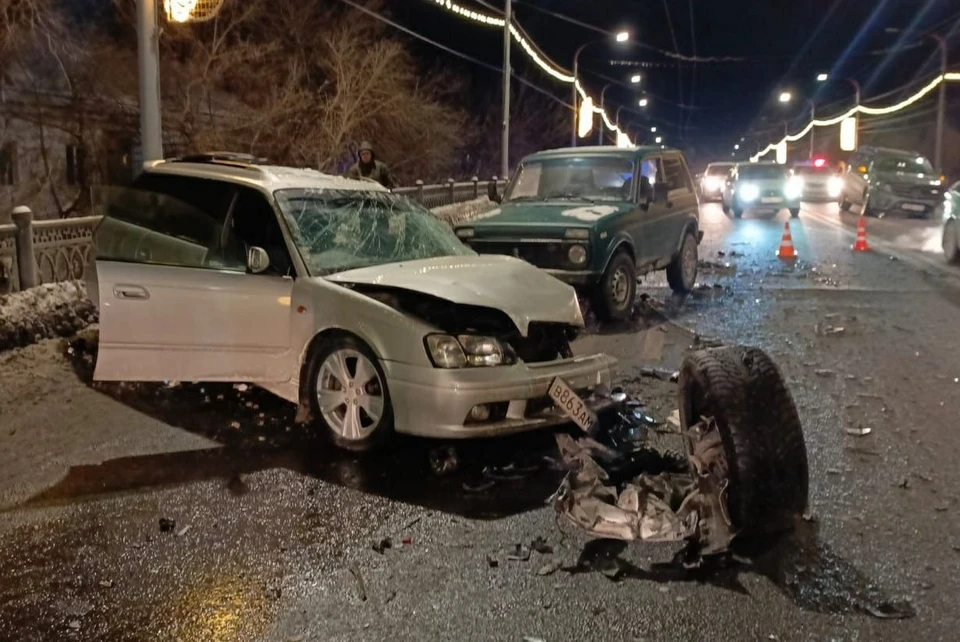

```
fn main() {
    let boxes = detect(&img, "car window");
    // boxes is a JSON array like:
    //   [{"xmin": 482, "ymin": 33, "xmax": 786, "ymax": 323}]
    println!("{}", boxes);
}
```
[
  {"xmin": 640, "ymin": 157, "xmax": 660, "ymax": 185},
  {"xmin": 874, "ymin": 156, "xmax": 935, "ymax": 174},
  {"xmin": 226, "ymin": 187, "xmax": 294, "ymax": 276},
  {"xmin": 503, "ymin": 156, "xmax": 636, "ymax": 202},
  {"xmin": 92, "ymin": 181, "xmax": 242, "ymax": 271},
  {"xmin": 738, "ymin": 165, "xmax": 786, "ymax": 180},
  {"xmin": 662, "ymin": 156, "xmax": 692, "ymax": 191}
]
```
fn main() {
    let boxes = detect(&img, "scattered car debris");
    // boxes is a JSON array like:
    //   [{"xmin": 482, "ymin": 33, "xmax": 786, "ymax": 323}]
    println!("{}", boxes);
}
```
[
  {"xmin": 522, "ymin": 637, "xmax": 546, "ymax": 642},
  {"xmin": 98, "ymin": 580, "xmax": 114, "ymax": 588},
  {"xmin": 537, "ymin": 560, "xmax": 562, "ymax": 576},
  {"xmin": 530, "ymin": 536, "xmax": 553, "ymax": 555},
  {"xmin": 639, "ymin": 367, "xmax": 679, "ymax": 382},
  {"xmin": 348, "ymin": 565, "xmax": 367, "ymax": 602},
  {"xmin": 68, "ymin": 620, "xmax": 81, "ymax": 630},
  {"xmin": 462, "ymin": 479, "xmax": 496, "ymax": 493},
  {"xmin": 507, "ymin": 543, "xmax": 531, "ymax": 562},
  {"xmin": 486, "ymin": 555, "xmax": 499, "ymax": 568},
  {"xmin": 815, "ymin": 323, "xmax": 846, "ymax": 336},
  {"xmin": 845, "ymin": 427, "xmax": 872, "ymax": 437},
  {"xmin": 372, "ymin": 538, "xmax": 393, "ymax": 554},
  {"xmin": 898, "ymin": 478, "xmax": 910, "ymax": 489},
  {"xmin": 158, "ymin": 518, "xmax": 175, "ymax": 533},
  {"xmin": 385, "ymin": 590, "xmax": 397, "ymax": 604},
  {"xmin": 429, "ymin": 446, "xmax": 459, "ymax": 475},
  {"xmin": 814, "ymin": 369, "xmax": 836, "ymax": 377},
  {"xmin": 176, "ymin": 525, "xmax": 192, "ymax": 537},
  {"xmin": 401, "ymin": 537, "xmax": 412, "ymax": 546},
  {"xmin": 483, "ymin": 462, "xmax": 539, "ymax": 481}
]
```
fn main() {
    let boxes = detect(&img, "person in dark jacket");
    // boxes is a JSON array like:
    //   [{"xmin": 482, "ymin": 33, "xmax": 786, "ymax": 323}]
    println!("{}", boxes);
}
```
[{"xmin": 347, "ymin": 141, "xmax": 396, "ymax": 188}]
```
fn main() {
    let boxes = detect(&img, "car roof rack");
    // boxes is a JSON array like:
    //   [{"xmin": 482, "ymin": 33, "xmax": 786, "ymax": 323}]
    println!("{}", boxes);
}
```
[{"xmin": 170, "ymin": 151, "xmax": 270, "ymax": 166}]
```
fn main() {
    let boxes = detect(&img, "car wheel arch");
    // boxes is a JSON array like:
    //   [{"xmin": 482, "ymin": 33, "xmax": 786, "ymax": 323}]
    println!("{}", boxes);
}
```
[
  {"xmin": 674, "ymin": 219, "xmax": 700, "ymax": 256},
  {"xmin": 601, "ymin": 238, "xmax": 636, "ymax": 274},
  {"xmin": 297, "ymin": 328, "xmax": 386, "ymax": 414}
]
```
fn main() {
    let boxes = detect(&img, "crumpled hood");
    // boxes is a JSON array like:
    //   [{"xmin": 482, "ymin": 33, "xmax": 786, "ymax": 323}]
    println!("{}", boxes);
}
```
[
  {"xmin": 325, "ymin": 255, "xmax": 584, "ymax": 335},
  {"xmin": 466, "ymin": 201, "xmax": 633, "ymax": 227}
]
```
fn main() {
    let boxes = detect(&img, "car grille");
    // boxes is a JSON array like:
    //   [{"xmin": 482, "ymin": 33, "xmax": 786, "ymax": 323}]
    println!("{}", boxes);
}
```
[
  {"xmin": 468, "ymin": 240, "xmax": 584, "ymax": 270},
  {"xmin": 890, "ymin": 184, "xmax": 940, "ymax": 199},
  {"xmin": 762, "ymin": 188, "xmax": 782, "ymax": 198}
]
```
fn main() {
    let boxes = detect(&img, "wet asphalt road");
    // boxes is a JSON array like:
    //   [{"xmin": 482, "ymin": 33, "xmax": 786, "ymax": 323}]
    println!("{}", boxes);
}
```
[{"xmin": 2, "ymin": 201, "xmax": 960, "ymax": 641}]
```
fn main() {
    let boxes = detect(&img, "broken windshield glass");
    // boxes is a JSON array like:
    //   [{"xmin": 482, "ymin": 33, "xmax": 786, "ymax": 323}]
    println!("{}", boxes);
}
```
[{"xmin": 274, "ymin": 189, "xmax": 474, "ymax": 276}]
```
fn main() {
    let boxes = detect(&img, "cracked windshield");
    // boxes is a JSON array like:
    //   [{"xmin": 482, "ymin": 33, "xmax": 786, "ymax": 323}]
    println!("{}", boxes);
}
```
[
  {"xmin": 505, "ymin": 157, "xmax": 635, "ymax": 202},
  {"xmin": 275, "ymin": 189, "xmax": 473, "ymax": 275}
]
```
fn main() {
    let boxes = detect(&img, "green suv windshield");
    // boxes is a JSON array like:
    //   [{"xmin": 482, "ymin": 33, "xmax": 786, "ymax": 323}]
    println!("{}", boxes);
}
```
[
  {"xmin": 504, "ymin": 156, "xmax": 635, "ymax": 203},
  {"xmin": 874, "ymin": 156, "xmax": 935, "ymax": 174}
]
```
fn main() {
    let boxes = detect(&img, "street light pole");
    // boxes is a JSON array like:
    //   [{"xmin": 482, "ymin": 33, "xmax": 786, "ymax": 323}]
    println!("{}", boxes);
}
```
[
  {"xmin": 598, "ymin": 83, "xmax": 614, "ymax": 145},
  {"xmin": 807, "ymin": 99, "xmax": 815, "ymax": 159},
  {"xmin": 501, "ymin": 0, "xmax": 511, "ymax": 179},
  {"xmin": 572, "ymin": 32, "xmax": 629, "ymax": 147},
  {"xmin": 932, "ymin": 33, "xmax": 947, "ymax": 170},
  {"xmin": 137, "ymin": 0, "xmax": 163, "ymax": 164}
]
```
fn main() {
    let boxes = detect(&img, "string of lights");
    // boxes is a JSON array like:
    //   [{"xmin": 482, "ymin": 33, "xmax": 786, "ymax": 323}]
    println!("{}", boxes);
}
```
[{"xmin": 750, "ymin": 72, "xmax": 960, "ymax": 161}]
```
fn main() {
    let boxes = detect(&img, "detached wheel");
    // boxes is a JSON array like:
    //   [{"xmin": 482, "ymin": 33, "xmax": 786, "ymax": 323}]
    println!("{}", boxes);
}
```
[
  {"xmin": 306, "ymin": 335, "xmax": 394, "ymax": 451},
  {"xmin": 678, "ymin": 345, "xmax": 809, "ymax": 534},
  {"xmin": 667, "ymin": 230, "xmax": 698, "ymax": 293},
  {"xmin": 595, "ymin": 251, "xmax": 636, "ymax": 322},
  {"xmin": 944, "ymin": 221, "xmax": 960, "ymax": 265}
]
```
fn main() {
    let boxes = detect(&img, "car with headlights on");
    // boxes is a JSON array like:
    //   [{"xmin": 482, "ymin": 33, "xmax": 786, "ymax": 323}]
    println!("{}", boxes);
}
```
[
  {"xmin": 84, "ymin": 153, "xmax": 617, "ymax": 451},
  {"xmin": 941, "ymin": 179, "xmax": 960, "ymax": 264},
  {"xmin": 722, "ymin": 162, "xmax": 801, "ymax": 218},
  {"xmin": 699, "ymin": 162, "xmax": 734, "ymax": 202},
  {"xmin": 454, "ymin": 146, "xmax": 701, "ymax": 322},
  {"xmin": 792, "ymin": 158, "xmax": 844, "ymax": 203},
  {"xmin": 841, "ymin": 146, "xmax": 945, "ymax": 218}
]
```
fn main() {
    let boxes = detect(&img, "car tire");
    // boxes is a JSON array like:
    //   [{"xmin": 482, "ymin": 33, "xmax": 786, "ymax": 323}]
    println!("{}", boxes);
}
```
[
  {"xmin": 595, "ymin": 251, "xmax": 636, "ymax": 322},
  {"xmin": 789, "ymin": 207, "xmax": 800, "ymax": 218},
  {"xmin": 667, "ymin": 230, "xmax": 698, "ymax": 294},
  {"xmin": 840, "ymin": 197, "xmax": 851, "ymax": 211},
  {"xmin": 943, "ymin": 221, "xmax": 960, "ymax": 265},
  {"xmin": 305, "ymin": 334, "xmax": 394, "ymax": 452},
  {"xmin": 721, "ymin": 200, "xmax": 730, "ymax": 214},
  {"xmin": 733, "ymin": 205, "xmax": 743, "ymax": 219},
  {"xmin": 678, "ymin": 345, "xmax": 809, "ymax": 535}
]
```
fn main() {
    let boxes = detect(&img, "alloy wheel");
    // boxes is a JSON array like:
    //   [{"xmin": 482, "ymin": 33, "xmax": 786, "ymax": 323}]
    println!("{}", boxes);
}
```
[{"xmin": 316, "ymin": 348, "xmax": 385, "ymax": 441}]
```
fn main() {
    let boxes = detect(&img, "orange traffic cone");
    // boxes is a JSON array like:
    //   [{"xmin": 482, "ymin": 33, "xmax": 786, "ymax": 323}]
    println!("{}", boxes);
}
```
[
  {"xmin": 777, "ymin": 221, "xmax": 798, "ymax": 259},
  {"xmin": 852, "ymin": 216, "xmax": 871, "ymax": 252}
]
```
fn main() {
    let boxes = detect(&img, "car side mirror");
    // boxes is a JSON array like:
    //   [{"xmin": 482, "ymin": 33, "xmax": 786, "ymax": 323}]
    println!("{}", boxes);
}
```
[
  {"xmin": 247, "ymin": 246, "xmax": 270, "ymax": 274},
  {"xmin": 487, "ymin": 181, "xmax": 502, "ymax": 203}
]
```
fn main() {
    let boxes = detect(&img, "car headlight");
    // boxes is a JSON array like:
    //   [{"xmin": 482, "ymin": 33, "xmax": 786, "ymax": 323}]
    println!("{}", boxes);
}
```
[
  {"xmin": 704, "ymin": 176, "xmax": 722, "ymax": 191},
  {"xmin": 567, "ymin": 244, "xmax": 588, "ymax": 265},
  {"xmin": 827, "ymin": 176, "xmax": 844, "ymax": 198},
  {"xmin": 785, "ymin": 176, "xmax": 804, "ymax": 200},
  {"xmin": 425, "ymin": 334, "xmax": 514, "ymax": 368},
  {"xmin": 564, "ymin": 228, "xmax": 590, "ymax": 240},
  {"xmin": 455, "ymin": 227, "xmax": 474, "ymax": 239},
  {"xmin": 739, "ymin": 183, "xmax": 759, "ymax": 202}
]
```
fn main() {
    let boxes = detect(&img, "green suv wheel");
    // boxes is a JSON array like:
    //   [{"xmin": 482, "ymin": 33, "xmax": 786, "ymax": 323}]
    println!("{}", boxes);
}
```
[
  {"xmin": 595, "ymin": 251, "xmax": 636, "ymax": 322},
  {"xmin": 667, "ymin": 231, "xmax": 698, "ymax": 294}
]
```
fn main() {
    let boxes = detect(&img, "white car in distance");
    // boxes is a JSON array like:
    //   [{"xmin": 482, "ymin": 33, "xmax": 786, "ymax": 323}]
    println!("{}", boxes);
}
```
[{"xmin": 86, "ymin": 154, "xmax": 617, "ymax": 450}]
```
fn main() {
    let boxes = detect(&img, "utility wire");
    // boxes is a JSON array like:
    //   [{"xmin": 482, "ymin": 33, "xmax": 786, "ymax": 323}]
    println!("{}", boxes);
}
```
[{"xmin": 338, "ymin": 0, "xmax": 572, "ymax": 110}]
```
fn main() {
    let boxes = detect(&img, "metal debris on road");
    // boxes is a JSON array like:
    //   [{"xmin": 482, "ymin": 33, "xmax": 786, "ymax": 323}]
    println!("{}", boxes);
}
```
[
  {"xmin": 609, "ymin": 386, "xmax": 627, "ymax": 403},
  {"xmin": 348, "ymin": 565, "xmax": 367, "ymax": 602},
  {"xmin": 486, "ymin": 555, "xmax": 499, "ymax": 568},
  {"xmin": 428, "ymin": 446, "xmax": 459, "ymax": 475},
  {"xmin": 176, "ymin": 525, "xmax": 191, "ymax": 537},
  {"xmin": 98, "ymin": 580, "xmax": 114, "ymax": 588},
  {"xmin": 845, "ymin": 427, "xmax": 872, "ymax": 437},
  {"xmin": 639, "ymin": 367, "xmax": 678, "ymax": 382},
  {"xmin": 530, "ymin": 536, "xmax": 553, "ymax": 555},
  {"xmin": 815, "ymin": 323, "xmax": 846, "ymax": 336},
  {"xmin": 401, "ymin": 537, "xmax": 412, "ymax": 546},
  {"xmin": 507, "ymin": 543, "xmax": 531, "ymax": 562},
  {"xmin": 537, "ymin": 560, "xmax": 561, "ymax": 576},
  {"xmin": 814, "ymin": 369, "xmax": 836, "ymax": 377},
  {"xmin": 522, "ymin": 637, "xmax": 546, "ymax": 642},
  {"xmin": 68, "ymin": 620, "xmax": 81, "ymax": 630},
  {"xmin": 158, "ymin": 517, "xmax": 175, "ymax": 533},
  {"xmin": 372, "ymin": 538, "xmax": 392, "ymax": 554}
]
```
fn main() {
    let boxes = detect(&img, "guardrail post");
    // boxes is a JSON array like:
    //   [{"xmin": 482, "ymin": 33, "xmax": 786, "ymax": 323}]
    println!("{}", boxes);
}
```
[
  {"xmin": 447, "ymin": 178, "xmax": 455, "ymax": 204},
  {"xmin": 11, "ymin": 206, "xmax": 37, "ymax": 290},
  {"xmin": 415, "ymin": 179, "xmax": 424, "ymax": 204},
  {"xmin": 472, "ymin": 176, "xmax": 479, "ymax": 199}
]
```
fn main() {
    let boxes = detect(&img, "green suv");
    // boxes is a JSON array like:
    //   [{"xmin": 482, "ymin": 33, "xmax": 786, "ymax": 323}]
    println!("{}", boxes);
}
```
[
  {"xmin": 454, "ymin": 146, "xmax": 701, "ymax": 321},
  {"xmin": 841, "ymin": 146, "xmax": 945, "ymax": 218}
]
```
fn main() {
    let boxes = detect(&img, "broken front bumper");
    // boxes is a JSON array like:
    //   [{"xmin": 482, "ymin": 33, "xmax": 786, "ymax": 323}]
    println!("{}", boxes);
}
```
[{"xmin": 383, "ymin": 353, "xmax": 618, "ymax": 438}]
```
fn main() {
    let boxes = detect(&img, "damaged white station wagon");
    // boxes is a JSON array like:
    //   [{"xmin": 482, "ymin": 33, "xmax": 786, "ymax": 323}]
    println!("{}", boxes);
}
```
[{"xmin": 86, "ymin": 153, "xmax": 617, "ymax": 450}]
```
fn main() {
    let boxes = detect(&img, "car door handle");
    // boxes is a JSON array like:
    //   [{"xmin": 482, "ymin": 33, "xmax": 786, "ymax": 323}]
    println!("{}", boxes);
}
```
[{"xmin": 113, "ymin": 284, "xmax": 150, "ymax": 300}]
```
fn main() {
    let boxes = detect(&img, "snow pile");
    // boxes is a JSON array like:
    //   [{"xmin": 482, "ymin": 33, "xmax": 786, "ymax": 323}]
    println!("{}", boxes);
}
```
[
  {"xmin": 0, "ymin": 281, "xmax": 97, "ymax": 352},
  {"xmin": 431, "ymin": 197, "xmax": 498, "ymax": 224}
]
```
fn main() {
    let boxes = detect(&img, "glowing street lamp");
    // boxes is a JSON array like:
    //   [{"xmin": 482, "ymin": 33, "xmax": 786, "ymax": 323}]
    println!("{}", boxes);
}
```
[
  {"xmin": 630, "ymin": 74, "xmax": 641, "ymax": 84},
  {"xmin": 778, "ymin": 91, "xmax": 792, "ymax": 103},
  {"xmin": 650, "ymin": 126, "xmax": 657, "ymax": 133},
  {"xmin": 573, "ymin": 31, "xmax": 631, "ymax": 146},
  {"xmin": 734, "ymin": 143, "xmax": 740, "ymax": 150},
  {"xmin": 638, "ymin": 98, "xmax": 649, "ymax": 108},
  {"xmin": 655, "ymin": 136, "xmax": 663, "ymax": 144},
  {"xmin": 616, "ymin": 31, "xmax": 630, "ymax": 42},
  {"xmin": 816, "ymin": 73, "xmax": 829, "ymax": 82}
]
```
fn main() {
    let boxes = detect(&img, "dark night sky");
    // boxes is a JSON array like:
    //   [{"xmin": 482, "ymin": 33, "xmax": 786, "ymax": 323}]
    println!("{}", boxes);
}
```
[{"xmin": 390, "ymin": 0, "xmax": 959, "ymax": 157}]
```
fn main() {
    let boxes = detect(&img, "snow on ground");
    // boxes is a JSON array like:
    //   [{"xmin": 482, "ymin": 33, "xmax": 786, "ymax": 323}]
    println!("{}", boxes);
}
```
[
  {"xmin": 430, "ymin": 197, "xmax": 497, "ymax": 224},
  {"xmin": 0, "ymin": 281, "xmax": 97, "ymax": 352}
]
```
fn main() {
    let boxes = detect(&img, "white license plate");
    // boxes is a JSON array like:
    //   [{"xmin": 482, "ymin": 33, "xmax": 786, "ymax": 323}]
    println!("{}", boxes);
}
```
[
  {"xmin": 548, "ymin": 377, "xmax": 597, "ymax": 433},
  {"xmin": 902, "ymin": 203, "xmax": 924, "ymax": 212},
  {"xmin": 760, "ymin": 197, "xmax": 782, "ymax": 204}
]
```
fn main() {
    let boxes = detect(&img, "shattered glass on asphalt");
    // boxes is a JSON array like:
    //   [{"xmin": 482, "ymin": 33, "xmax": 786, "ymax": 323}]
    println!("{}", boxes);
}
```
[{"xmin": 274, "ymin": 189, "xmax": 474, "ymax": 276}]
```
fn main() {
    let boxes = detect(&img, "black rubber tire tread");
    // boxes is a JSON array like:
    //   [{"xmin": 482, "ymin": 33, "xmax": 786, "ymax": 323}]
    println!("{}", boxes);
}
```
[
  {"xmin": 840, "ymin": 197, "xmax": 851, "ymax": 212},
  {"xmin": 678, "ymin": 345, "xmax": 809, "ymax": 534},
  {"xmin": 944, "ymin": 221, "xmax": 960, "ymax": 265},
  {"xmin": 305, "ymin": 334, "xmax": 395, "ymax": 452},
  {"xmin": 789, "ymin": 208, "xmax": 800, "ymax": 218},
  {"xmin": 594, "ymin": 251, "xmax": 636, "ymax": 322},
  {"xmin": 666, "ymin": 231, "xmax": 698, "ymax": 294},
  {"xmin": 721, "ymin": 201, "xmax": 730, "ymax": 214}
]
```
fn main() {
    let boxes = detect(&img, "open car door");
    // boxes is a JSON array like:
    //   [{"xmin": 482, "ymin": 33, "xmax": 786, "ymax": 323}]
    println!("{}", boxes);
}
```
[{"xmin": 88, "ymin": 177, "xmax": 295, "ymax": 383}]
